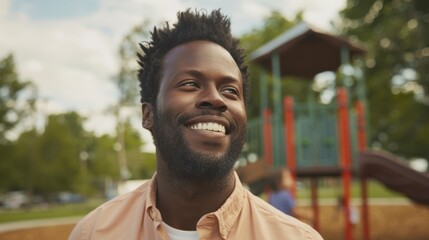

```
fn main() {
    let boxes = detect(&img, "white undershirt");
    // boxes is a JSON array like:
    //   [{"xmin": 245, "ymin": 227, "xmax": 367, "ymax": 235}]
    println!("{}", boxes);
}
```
[{"xmin": 161, "ymin": 222, "xmax": 199, "ymax": 240}]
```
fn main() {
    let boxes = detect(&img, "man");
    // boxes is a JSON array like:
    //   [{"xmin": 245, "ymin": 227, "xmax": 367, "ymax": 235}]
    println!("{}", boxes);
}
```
[{"xmin": 69, "ymin": 9, "xmax": 323, "ymax": 240}]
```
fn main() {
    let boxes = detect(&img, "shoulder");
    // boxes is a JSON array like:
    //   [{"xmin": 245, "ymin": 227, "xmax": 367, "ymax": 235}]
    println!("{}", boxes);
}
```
[
  {"xmin": 242, "ymin": 190, "xmax": 323, "ymax": 240},
  {"xmin": 69, "ymin": 181, "xmax": 152, "ymax": 239}
]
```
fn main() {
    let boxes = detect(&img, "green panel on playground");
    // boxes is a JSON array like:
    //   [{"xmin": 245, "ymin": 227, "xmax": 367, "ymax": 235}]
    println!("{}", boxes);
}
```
[{"xmin": 246, "ymin": 102, "xmax": 360, "ymax": 169}]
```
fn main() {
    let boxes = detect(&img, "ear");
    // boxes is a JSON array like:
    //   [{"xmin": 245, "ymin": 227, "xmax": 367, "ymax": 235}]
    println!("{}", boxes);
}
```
[{"xmin": 142, "ymin": 102, "xmax": 154, "ymax": 130}]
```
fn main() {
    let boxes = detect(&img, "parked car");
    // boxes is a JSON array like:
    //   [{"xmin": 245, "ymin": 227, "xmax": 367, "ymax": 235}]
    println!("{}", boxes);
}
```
[
  {"xmin": 56, "ymin": 192, "xmax": 85, "ymax": 204},
  {"xmin": 2, "ymin": 191, "xmax": 29, "ymax": 209}
]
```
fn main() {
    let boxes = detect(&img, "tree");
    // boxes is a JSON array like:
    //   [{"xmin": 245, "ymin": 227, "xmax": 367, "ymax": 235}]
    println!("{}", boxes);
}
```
[
  {"xmin": 88, "ymin": 134, "xmax": 118, "ymax": 179},
  {"xmin": 8, "ymin": 129, "xmax": 40, "ymax": 194},
  {"xmin": 0, "ymin": 53, "xmax": 36, "ymax": 193},
  {"xmin": 0, "ymin": 54, "xmax": 36, "ymax": 144},
  {"xmin": 121, "ymin": 120, "xmax": 156, "ymax": 180},
  {"xmin": 111, "ymin": 20, "xmax": 152, "ymax": 180},
  {"xmin": 88, "ymin": 120, "xmax": 151, "ymax": 180},
  {"xmin": 339, "ymin": 0, "xmax": 429, "ymax": 160},
  {"xmin": 35, "ymin": 112, "xmax": 89, "ymax": 199},
  {"xmin": 0, "ymin": 142, "xmax": 17, "ymax": 190}
]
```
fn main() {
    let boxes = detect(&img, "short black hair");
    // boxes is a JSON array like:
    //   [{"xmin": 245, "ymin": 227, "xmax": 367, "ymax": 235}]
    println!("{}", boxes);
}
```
[{"xmin": 137, "ymin": 9, "xmax": 249, "ymax": 105}]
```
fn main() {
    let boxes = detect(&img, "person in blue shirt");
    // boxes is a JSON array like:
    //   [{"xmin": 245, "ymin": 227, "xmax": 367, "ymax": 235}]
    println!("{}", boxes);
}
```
[{"xmin": 268, "ymin": 168, "xmax": 296, "ymax": 216}]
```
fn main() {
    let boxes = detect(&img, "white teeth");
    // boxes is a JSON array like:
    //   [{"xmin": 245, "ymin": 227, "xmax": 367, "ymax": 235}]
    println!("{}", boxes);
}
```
[{"xmin": 190, "ymin": 122, "xmax": 226, "ymax": 134}]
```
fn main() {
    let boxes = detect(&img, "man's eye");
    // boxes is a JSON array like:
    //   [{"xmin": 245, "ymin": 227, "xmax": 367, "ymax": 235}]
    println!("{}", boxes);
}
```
[
  {"xmin": 223, "ymin": 87, "xmax": 239, "ymax": 96},
  {"xmin": 179, "ymin": 81, "xmax": 198, "ymax": 88}
]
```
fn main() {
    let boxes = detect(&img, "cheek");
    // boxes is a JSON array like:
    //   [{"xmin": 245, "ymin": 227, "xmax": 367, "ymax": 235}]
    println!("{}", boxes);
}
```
[
  {"xmin": 159, "ymin": 93, "xmax": 195, "ymax": 118},
  {"xmin": 230, "ymin": 103, "xmax": 247, "ymax": 122},
  {"xmin": 165, "ymin": 94, "xmax": 194, "ymax": 110}
]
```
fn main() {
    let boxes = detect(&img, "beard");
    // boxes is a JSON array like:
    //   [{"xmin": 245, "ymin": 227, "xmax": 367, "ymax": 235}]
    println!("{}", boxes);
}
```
[{"xmin": 151, "ymin": 109, "xmax": 246, "ymax": 181}]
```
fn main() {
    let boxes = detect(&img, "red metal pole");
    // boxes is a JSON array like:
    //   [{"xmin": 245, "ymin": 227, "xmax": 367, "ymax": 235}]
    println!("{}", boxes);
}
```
[
  {"xmin": 356, "ymin": 101, "xmax": 370, "ymax": 240},
  {"xmin": 337, "ymin": 88, "xmax": 353, "ymax": 240},
  {"xmin": 263, "ymin": 108, "xmax": 273, "ymax": 166},
  {"xmin": 283, "ymin": 96, "xmax": 297, "ymax": 199}
]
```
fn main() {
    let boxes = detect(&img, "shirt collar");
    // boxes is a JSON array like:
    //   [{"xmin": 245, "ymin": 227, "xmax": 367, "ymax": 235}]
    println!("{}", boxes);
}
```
[
  {"xmin": 145, "ymin": 172, "xmax": 160, "ymax": 221},
  {"xmin": 145, "ymin": 171, "xmax": 245, "ymax": 239}
]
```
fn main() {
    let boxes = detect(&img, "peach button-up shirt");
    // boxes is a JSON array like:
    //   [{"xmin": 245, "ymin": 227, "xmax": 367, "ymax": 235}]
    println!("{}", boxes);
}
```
[{"xmin": 69, "ymin": 172, "xmax": 323, "ymax": 240}]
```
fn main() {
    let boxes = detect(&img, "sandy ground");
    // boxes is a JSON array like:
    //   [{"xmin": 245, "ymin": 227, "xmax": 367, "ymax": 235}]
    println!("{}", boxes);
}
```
[
  {"xmin": 316, "ymin": 204, "xmax": 429, "ymax": 240},
  {"xmin": 0, "ymin": 204, "xmax": 428, "ymax": 240},
  {"xmin": 0, "ymin": 224, "xmax": 75, "ymax": 240}
]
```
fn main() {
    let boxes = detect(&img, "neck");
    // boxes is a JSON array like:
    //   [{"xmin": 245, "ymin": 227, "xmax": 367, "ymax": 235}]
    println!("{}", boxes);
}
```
[{"xmin": 156, "ymin": 163, "xmax": 235, "ymax": 230}]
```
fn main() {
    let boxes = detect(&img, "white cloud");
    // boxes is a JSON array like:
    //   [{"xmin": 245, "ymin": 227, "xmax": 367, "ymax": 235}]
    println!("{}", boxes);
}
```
[
  {"xmin": 84, "ymin": 113, "xmax": 116, "ymax": 136},
  {"xmin": 299, "ymin": 0, "xmax": 346, "ymax": 30},
  {"xmin": 0, "ymin": 16, "xmax": 118, "ymax": 109},
  {"xmin": 0, "ymin": 0, "xmax": 10, "ymax": 19}
]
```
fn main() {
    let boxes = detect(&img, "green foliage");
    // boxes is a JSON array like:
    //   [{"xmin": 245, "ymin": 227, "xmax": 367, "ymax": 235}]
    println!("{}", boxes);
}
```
[
  {"xmin": 88, "ymin": 134, "xmax": 118, "ymax": 179},
  {"xmin": 339, "ymin": 0, "xmax": 429, "ymax": 160},
  {"xmin": 8, "ymin": 130, "xmax": 40, "ymax": 191},
  {"xmin": 128, "ymin": 152, "xmax": 156, "ymax": 180},
  {"xmin": 0, "ymin": 143, "xmax": 15, "ymax": 190},
  {"xmin": 114, "ymin": 120, "xmax": 155, "ymax": 180},
  {"xmin": 0, "ymin": 112, "xmax": 88, "ymax": 198},
  {"xmin": 1, "ymin": 110, "xmax": 155, "ymax": 198},
  {"xmin": 0, "ymin": 53, "xmax": 36, "ymax": 191},
  {"xmin": 0, "ymin": 54, "xmax": 36, "ymax": 144},
  {"xmin": 34, "ymin": 113, "xmax": 87, "ymax": 197}
]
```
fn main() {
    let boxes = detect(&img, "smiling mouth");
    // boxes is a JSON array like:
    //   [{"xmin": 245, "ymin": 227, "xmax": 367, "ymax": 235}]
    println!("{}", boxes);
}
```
[{"xmin": 189, "ymin": 122, "xmax": 226, "ymax": 134}]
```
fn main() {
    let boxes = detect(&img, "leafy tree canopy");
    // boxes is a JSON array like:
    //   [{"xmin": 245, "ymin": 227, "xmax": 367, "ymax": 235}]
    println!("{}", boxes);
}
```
[
  {"xmin": 339, "ymin": 0, "xmax": 429, "ymax": 160},
  {"xmin": 0, "ymin": 54, "xmax": 36, "ymax": 144}
]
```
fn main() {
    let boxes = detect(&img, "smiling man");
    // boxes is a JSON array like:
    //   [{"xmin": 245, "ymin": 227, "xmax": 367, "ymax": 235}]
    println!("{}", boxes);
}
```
[{"xmin": 69, "ymin": 9, "xmax": 323, "ymax": 240}]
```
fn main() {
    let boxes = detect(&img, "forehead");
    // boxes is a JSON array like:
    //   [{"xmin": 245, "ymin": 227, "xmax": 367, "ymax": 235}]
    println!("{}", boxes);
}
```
[{"xmin": 160, "ymin": 40, "xmax": 242, "ymax": 81}]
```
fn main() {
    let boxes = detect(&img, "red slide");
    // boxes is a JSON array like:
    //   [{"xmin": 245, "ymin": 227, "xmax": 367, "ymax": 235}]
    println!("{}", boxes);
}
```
[{"xmin": 359, "ymin": 150, "xmax": 429, "ymax": 206}]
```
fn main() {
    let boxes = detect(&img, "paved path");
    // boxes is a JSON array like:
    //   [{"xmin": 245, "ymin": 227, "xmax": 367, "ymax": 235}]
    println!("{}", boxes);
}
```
[{"xmin": 0, "ymin": 216, "xmax": 82, "ymax": 233}]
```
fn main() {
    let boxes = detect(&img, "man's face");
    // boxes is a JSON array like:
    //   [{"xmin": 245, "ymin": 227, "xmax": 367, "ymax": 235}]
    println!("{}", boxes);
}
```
[{"xmin": 146, "ymin": 40, "xmax": 247, "ymax": 180}]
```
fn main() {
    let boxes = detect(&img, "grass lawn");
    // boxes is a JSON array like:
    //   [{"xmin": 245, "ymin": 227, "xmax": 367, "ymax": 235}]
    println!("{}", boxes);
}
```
[
  {"xmin": 297, "ymin": 179, "xmax": 403, "ymax": 199},
  {"xmin": 0, "ymin": 198, "xmax": 104, "ymax": 224}
]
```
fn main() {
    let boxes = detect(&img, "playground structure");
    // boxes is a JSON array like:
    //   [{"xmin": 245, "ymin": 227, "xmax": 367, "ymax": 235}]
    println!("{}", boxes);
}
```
[
  {"xmin": 360, "ymin": 151, "xmax": 429, "ymax": 206},
  {"xmin": 238, "ymin": 22, "xmax": 429, "ymax": 240}
]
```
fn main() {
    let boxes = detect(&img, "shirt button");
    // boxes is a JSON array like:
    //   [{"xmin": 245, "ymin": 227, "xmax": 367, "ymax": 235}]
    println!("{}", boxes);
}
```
[{"xmin": 151, "ymin": 210, "xmax": 158, "ymax": 219}]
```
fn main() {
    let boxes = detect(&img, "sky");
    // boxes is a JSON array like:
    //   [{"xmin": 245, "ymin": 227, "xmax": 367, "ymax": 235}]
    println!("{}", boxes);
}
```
[{"xmin": 0, "ymin": 0, "xmax": 346, "ymax": 151}]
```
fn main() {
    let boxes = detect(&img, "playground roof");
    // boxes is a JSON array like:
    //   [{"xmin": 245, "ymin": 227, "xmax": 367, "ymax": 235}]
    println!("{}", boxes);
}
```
[{"xmin": 249, "ymin": 22, "xmax": 366, "ymax": 80}]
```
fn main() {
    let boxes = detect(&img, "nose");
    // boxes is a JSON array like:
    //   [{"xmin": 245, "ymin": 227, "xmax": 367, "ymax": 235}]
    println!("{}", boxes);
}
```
[{"xmin": 196, "ymin": 87, "xmax": 227, "ymax": 112}]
